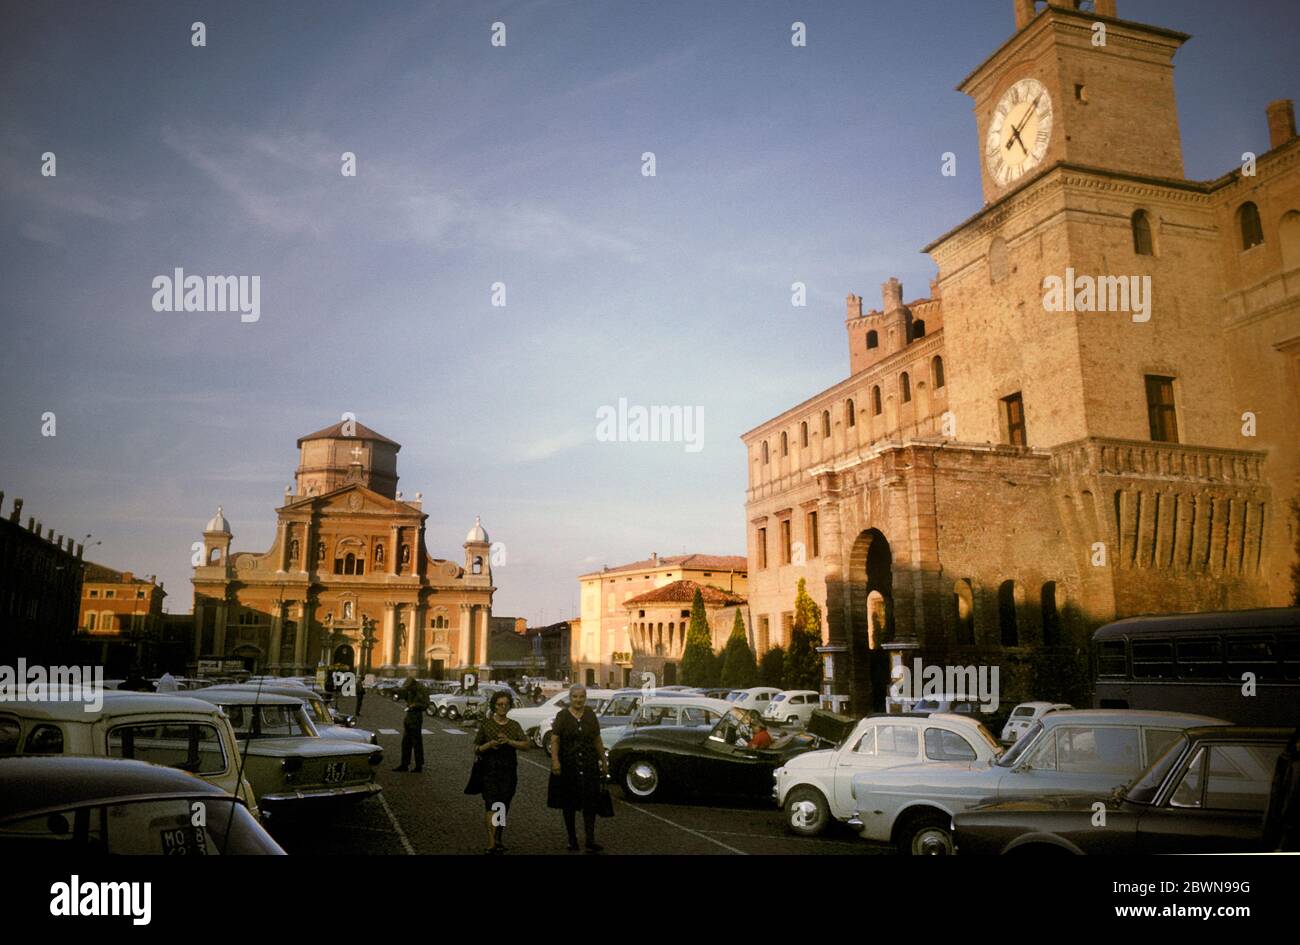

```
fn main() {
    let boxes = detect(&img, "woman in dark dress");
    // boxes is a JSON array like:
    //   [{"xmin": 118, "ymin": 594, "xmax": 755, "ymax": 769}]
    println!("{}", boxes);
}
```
[
  {"xmin": 474, "ymin": 690, "xmax": 530, "ymax": 854},
  {"xmin": 548, "ymin": 683, "xmax": 608, "ymax": 852}
]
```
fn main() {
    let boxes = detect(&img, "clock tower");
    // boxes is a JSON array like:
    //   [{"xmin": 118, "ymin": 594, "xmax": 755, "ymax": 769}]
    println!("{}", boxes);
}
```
[{"xmin": 960, "ymin": 0, "xmax": 1189, "ymax": 203}]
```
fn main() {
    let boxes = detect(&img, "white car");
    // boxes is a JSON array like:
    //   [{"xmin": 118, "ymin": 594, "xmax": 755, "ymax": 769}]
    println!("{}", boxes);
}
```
[
  {"xmin": 511, "ymin": 689, "xmax": 614, "ymax": 748},
  {"xmin": 774, "ymin": 712, "xmax": 1002, "ymax": 837},
  {"xmin": 847, "ymin": 709, "xmax": 1228, "ymax": 855},
  {"xmin": 762, "ymin": 690, "xmax": 821, "ymax": 726},
  {"xmin": 600, "ymin": 696, "xmax": 733, "ymax": 750},
  {"xmin": 726, "ymin": 687, "xmax": 783, "ymax": 712},
  {"xmin": 1000, "ymin": 701, "xmax": 1072, "ymax": 742},
  {"xmin": 218, "ymin": 683, "xmax": 378, "ymax": 744}
]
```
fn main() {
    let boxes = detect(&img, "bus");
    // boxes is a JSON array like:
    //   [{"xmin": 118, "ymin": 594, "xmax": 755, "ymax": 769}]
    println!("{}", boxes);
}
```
[{"xmin": 1091, "ymin": 607, "xmax": 1300, "ymax": 725}]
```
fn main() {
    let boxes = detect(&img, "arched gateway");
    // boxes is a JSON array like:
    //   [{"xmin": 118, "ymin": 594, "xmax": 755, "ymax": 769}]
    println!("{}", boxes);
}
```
[{"xmin": 847, "ymin": 528, "xmax": 893, "ymax": 713}]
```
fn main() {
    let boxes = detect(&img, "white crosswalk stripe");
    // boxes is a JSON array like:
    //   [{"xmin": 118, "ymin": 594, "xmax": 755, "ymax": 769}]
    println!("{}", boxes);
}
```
[
  {"xmin": 378, "ymin": 728, "xmax": 399, "ymax": 736},
  {"xmin": 420, "ymin": 729, "xmax": 433, "ymax": 735},
  {"xmin": 443, "ymin": 727, "xmax": 466, "ymax": 735}
]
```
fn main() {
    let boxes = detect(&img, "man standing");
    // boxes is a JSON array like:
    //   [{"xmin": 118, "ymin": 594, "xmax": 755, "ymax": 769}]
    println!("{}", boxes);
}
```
[{"xmin": 394, "ymin": 671, "xmax": 429, "ymax": 773}]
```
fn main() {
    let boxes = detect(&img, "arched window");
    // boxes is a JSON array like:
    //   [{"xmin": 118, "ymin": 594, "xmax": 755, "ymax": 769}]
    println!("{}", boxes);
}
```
[
  {"xmin": 473, "ymin": 555, "xmax": 483, "ymax": 575},
  {"xmin": 998, "ymin": 581, "xmax": 1019, "ymax": 647},
  {"xmin": 872, "ymin": 385, "xmax": 882, "ymax": 416},
  {"xmin": 932, "ymin": 355, "xmax": 945, "ymax": 389},
  {"xmin": 866, "ymin": 330, "xmax": 879, "ymax": 350},
  {"xmin": 911, "ymin": 319, "xmax": 926, "ymax": 340},
  {"xmin": 953, "ymin": 579, "xmax": 974, "ymax": 646},
  {"xmin": 344, "ymin": 552, "xmax": 357, "ymax": 575},
  {"xmin": 821, "ymin": 410, "xmax": 831, "ymax": 437},
  {"xmin": 846, "ymin": 399, "xmax": 856, "ymax": 427},
  {"xmin": 761, "ymin": 441, "xmax": 770, "ymax": 464},
  {"xmin": 86, "ymin": 612, "xmax": 97, "ymax": 631},
  {"xmin": 800, "ymin": 421, "xmax": 809, "ymax": 448},
  {"xmin": 900, "ymin": 372, "xmax": 912, "ymax": 403},
  {"xmin": 1238, "ymin": 201, "xmax": 1264, "ymax": 250},
  {"xmin": 1131, "ymin": 209, "xmax": 1154, "ymax": 255},
  {"xmin": 780, "ymin": 431, "xmax": 788, "ymax": 456}
]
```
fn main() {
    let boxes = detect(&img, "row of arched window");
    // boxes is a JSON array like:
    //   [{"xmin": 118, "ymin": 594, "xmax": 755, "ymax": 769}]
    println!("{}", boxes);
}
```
[
  {"xmin": 1128, "ymin": 203, "xmax": 1296, "ymax": 257},
  {"xmin": 949, "ymin": 579, "xmax": 1061, "ymax": 649},
  {"xmin": 865, "ymin": 320, "xmax": 926, "ymax": 351},
  {"xmin": 759, "ymin": 355, "xmax": 946, "ymax": 464}
]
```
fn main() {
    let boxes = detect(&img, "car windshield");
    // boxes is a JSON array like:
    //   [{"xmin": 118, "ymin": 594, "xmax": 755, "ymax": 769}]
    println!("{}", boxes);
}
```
[
  {"xmin": 997, "ymin": 721, "xmax": 1044, "ymax": 767},
  {"xmin": 969, "ymin": 722, "xmax": 1004, "ymax": 756},
  {"xmin": 771, "ymin": 694, "xmax": 787, "ymax": 703},
  {"xmin": 1012, "ymin": 706, "xmax": 1037, "ymax": 718},
  {"xmin": 304, "ymin": 697, "xmax": 331, "ymax": 724},
  {"xmin": 222, "ymin": 703, "xmax": 316, "ymax": 738},
  {"xmin": 1122, "ymin": 734, "xmax": 1189, "ymax": 805}
]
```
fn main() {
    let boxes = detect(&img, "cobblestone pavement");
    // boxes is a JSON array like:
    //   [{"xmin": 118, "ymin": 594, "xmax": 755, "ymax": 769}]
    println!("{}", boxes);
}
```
[{"xmin": 265, "ymin": 692, "xmax": 895, "ymax": 855}]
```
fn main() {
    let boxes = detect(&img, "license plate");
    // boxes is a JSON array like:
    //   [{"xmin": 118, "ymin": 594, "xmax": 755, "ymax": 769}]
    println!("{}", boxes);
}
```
[
  {"xmin": 324, "ymin": 761, "xmax": 347, "ymax": 783},
  {"xmin": 160, "ymin": 826, "xmax": 209, "ymax": 855}
]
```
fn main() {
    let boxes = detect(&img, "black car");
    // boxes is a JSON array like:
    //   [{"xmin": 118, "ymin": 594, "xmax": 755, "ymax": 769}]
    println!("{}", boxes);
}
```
[
  {"xmin": 609, "ymin": 706, "xmax": 825, "ymax": 802},
  {"xmin": 952, "ymin": 725, "xmax": 1295, "ymax": 855},
  {"xmin": 0, "ymin": 755, "xmax": 286, "ymax": 854}
]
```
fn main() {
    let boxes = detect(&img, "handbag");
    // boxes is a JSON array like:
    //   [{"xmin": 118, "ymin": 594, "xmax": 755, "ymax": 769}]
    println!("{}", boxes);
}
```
[
  {"xmin": 464, "ymin": 758, "xmax": 484, "ymax": 795},
  {"xmin": 597, "ymin": 784, "xmax": 615, "ymax": 818}
]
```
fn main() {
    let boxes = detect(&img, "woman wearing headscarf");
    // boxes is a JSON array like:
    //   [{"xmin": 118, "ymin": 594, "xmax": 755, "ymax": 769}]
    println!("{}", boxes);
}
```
[{"xmin": 548, "ymin": 683, "xmax": 608, "ymax": 852}]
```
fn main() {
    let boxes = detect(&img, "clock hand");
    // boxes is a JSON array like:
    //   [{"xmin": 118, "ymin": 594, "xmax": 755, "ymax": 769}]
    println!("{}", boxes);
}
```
[
  {"xmin": 1006, "ymin": 125, "xmax": 1028, "ymax": 155},
  {"xmin": 1010, "ymin": 94, "xmax": 1043, "ymax": 137}
]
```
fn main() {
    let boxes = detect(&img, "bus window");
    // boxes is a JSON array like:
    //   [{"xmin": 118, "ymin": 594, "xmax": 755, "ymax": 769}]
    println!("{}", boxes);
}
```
[
  {"xmin": 1226, "ymin": 637, "xmax": 1277, "ymax": 682},
  {"xmin": 1132, "ymin": 641, "xmax": 1174, "ymax": 679},
  {"xmin": 1176, "ymin": 638, "xmax": 1224, "ymax": 680},
  {"xmin": 1281, "ymin": 635, "xmax": 1300, "ymax": 681},
  {"xmin": 1097, "ymin": 640, "xmax": 1127, "ymax": 677}
]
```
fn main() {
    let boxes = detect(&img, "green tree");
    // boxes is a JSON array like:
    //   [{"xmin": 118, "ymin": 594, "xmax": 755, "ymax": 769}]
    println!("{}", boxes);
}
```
[
  {"xmin": 680, "ymin": 588, "xmax": 719, "ymax": 687},
  {"xmin": 784, "ymin": 578, "xmax": 824, "ymax": 691},
  {"xmin": 719, "ymin": 609, "xmax": 758, "ymax": 689},
  {"xmin": 758, "ymin": 646, "xmax": 786, "ymax": 689}
]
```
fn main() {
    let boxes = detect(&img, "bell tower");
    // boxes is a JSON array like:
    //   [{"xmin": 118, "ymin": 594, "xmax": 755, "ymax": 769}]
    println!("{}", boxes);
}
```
[{"xmin": 962, "ymin": 0, "xmax": 1188, "ymax": 204}]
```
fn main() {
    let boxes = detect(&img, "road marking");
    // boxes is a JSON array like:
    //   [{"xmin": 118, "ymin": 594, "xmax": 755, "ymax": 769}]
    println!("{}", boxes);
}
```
[
  {"xmin": 378, "ymin": 728, "xmax": 399, "ymax": 736},
  {"xmin": 518, "ymin": 756, "xmax": 746, "ymax": 855},
  {"xmin": 377, "ymin": 792, "xmax": 416, "ymax": 856},
  {"xmin": 443, "ymin": 727, "xmax": 466, "ymax": 735},
  {"xmin": 420, "ymin": 729, "xmax": 433, "ymax": 735}
]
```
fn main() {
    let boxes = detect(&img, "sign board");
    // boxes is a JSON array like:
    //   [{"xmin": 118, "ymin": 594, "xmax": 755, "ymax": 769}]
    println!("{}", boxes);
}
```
[
  {"xmin": 462, "ymin": 672, "xmax": 478, "ymax": 691},
  {"xmin": 197, "ymin": 660, "xmax": 221, "ymax": 676}
]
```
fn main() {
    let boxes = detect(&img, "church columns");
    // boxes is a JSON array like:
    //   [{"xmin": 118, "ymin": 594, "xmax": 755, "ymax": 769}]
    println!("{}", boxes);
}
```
[
  {"xmin": 476, "ymin": 605, "xmax": 490, "ymax": 669},
  {"xmin": 383, "ymin": 601, "xmax": 398, "ymax": 666},
  {"xmin": 213, "ymin": 599, "xmax": 228, "ymax": 655},
  {"xmin": 269, "ymin": 601, "xmax": 284, "ymax": 670},
  {"xmin": 406, "ymin": 602, "xmax": 425, "ymax": 668},
  {"xmin": 301, "ymin": 519, "xmax": 314, "ymax": 575},
  {"xmin": 295, "ymin": 599, "xmax": 312, "ymax": 671},
  {"xmin": 390, "ymin": 527, "xmax": 401, "ymax": 575},
  {"xmin": 277, "ymin": 521, "xmax": 289, "ymax": 572}
]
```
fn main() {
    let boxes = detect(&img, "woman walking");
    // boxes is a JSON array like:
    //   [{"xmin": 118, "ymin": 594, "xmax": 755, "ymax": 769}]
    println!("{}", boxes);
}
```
[
  {"xmin": 548, "ymin": 683, "xmax": 608, "ymax": 852},
  {"xmin": 473, "ymin": 690, "xmax": 530, "ymax": 854}
]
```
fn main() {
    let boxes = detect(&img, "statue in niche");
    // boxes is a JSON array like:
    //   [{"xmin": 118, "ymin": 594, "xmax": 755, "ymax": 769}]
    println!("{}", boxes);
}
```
[
  {"xmin": 316, "ymin": 541, "xmax": 325, "ymax": 562},
  {"xmin": 343, "ymin": 601, "xmax": 353, "ymax": 621},
  {"xmin": 289, "ymin": 539, "xmax": 300, "ymax": 561},
  {"xmin": 375, "ymin": 543, "xmax": 384, "ymax": 564}
]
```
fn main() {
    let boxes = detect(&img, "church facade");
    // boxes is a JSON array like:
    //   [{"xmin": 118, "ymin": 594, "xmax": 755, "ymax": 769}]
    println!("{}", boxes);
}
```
[
  {"xmin": 742, "ymin": 0, "xmax": 1299, "ymax": 713},
  {"xmin": 191, "ymin": 421, "xmax": 494, "ymax": 677}
]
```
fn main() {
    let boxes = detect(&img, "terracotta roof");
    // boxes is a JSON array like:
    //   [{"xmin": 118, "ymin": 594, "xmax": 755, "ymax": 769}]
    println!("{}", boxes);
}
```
[
  {"xmin": 297, "ymin": 421, "xmax": 400, "ymax": 448},
  {"xmin": 624, "ymin": 580, "xmax": 746, "ymax": 608},
  {"xmin": 583, "ymin": 554, "xmax": 747, "ymax": 578},
  {"xmin": 83, "ymin": 562, "xmax": 150, "ymax": 584}
]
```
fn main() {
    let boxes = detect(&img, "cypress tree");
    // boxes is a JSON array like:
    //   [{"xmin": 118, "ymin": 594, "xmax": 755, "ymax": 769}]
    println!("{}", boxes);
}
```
[
  {"xmin": 758, "ymin": 646, "xmax": 786, "ymax": 689},
  {"xmin": 784, "ymin": 578, "xmax": 825, "ymax": 691},
  {"xmin": 680, "ymin": 588, "xmax": 718, "ymax": 687},
  {"xmin": 719, "ymin": 608, "xmax": 758, "ymax": 689}
]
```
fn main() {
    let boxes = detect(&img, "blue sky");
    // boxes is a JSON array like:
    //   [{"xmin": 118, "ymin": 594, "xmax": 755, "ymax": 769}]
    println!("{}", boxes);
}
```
[{"xmin": 1, "ymin": 0, "xmax": 1295, "ymax": 621}]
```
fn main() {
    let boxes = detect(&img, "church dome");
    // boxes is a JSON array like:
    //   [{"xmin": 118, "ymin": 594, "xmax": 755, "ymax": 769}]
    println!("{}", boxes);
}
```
[
  {"xmin": 205, "ymin": 506, "xmax": 231, "ymax": 535},
  {"xmin": 466, "ymin": 516, "xmax": 489, "ymax": 543}
]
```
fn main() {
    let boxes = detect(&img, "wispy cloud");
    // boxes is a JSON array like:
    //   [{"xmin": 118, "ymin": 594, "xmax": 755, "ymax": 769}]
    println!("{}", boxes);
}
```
[{"xmin": 518, "ymin": 426, "xmax": 589, "ymax": 462}]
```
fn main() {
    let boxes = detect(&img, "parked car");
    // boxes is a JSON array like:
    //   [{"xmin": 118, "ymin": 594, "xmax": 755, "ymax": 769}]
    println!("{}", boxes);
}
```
[
  {"xmin": 726, "ymin": 687, "xmax": 783, "ymax": 712},
  {"xmin": 848, "ymin": 709, "xmax": 1228, "ymax": 855},
  {"xmin": 909, "ymin": 697, "xmax": 981, "ymax": 716},
  {"xmin": 600, "ymin": 696, "xmax": 733, "ymax": 750},
  {"xmin": 1000, "ymin": 701, "xmax": 1072, "ymax": 743},
  {"xmin": 0, "ymin": 690, "xmax": 259, "ymax": 817},
  {"xmin": 432, "ymin": 686, "xmax": 485, "ymax": 721},
  {"xmin": 774, "ymin": 712, "xmax": 1004, "ymax": 837},
  {"xmin": 0, "ymin": 756, "xmax": 285, "ymax": 854},
  {"xmin": 190, "ymin": 688, "xmax": 382, "ymax": 814},
  {"xmin": 511, "ymin": 688, "xmax": 614, "ymax": 748},
  {"xmin": 609, "ymin": 706, "xmax": 823, "ymax": 802},
  {"xmin": 533, "ymin": 691, "xmax": 616, "ymax": 751},
  {"xmin": 217, "ymin": 683, "xmax": 377, "ymax": 744},
  {"xmin": 953, "ymin": 725, "xmax": 1294, "ymax": 854},
  {"xmin": 763, "ymin": 690, "xmax": 822, "ymax": 726}
]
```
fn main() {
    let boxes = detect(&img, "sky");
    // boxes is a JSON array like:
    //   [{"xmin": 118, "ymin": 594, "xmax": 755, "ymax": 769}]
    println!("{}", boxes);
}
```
[{"xmin": 1, "ymin": 0, "xmax": 1296, "ymax": 622}]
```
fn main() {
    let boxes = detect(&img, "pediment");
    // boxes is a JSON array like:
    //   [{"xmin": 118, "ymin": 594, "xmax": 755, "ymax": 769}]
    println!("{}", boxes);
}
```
[{"xmin": 283, "ymin": 483, "xmax": 415, "ymax": 517}]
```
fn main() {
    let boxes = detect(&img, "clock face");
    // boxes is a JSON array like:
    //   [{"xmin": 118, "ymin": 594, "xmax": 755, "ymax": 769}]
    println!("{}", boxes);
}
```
[{"xmin": 985, "ymin": 78, "xmax": 1053, "ymax": 187}]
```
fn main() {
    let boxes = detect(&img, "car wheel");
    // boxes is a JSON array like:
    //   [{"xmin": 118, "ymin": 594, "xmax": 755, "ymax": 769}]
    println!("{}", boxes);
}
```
[
  {"xmin": 899, "ymin": 812, "xmax": 954, "ymax": 856},
  {"xmin": 783, "ymin": 787, "xmax": 830, "ymax": 837},
  {"xmin": 622, "ymin": 757, "xmax": 662, "ymax": 801},
  {"xmin": 446, "ymin": 706, "xmax": 460, "ymax": 721},
  {"xmin": 541, "ymin": 731, "xmax": 553, "ymax": 754},
  {"xmin": 786, "ymin": 715, "xmax": 799, "ymax": 725},
  {"xmin": 437, "ymin": 706, "xmax": 448, "ymax": 718}
]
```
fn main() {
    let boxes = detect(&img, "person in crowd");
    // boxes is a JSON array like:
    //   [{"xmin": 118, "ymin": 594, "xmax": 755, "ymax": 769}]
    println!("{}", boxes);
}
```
[
  {"xmin": 473, "ymin": 690, "xmax": 530, "ymax": 854},
  {"xmin": 548, "ymin": 683, "xmax": 607, "ymax": 852},
  {"xmin": 394, "ymin": 671, "xmax": 429, "ymax": 772},
  {"xmin": 155, "ymin": 671, "xmax": 178, "ymax": 693},
  {"xmin": 121, "ymin": 666, "xmax": 150, "ymax": 692},
  {"xmin": 749, "ymin": 718, "xmax": 773, "ymax": 750}
]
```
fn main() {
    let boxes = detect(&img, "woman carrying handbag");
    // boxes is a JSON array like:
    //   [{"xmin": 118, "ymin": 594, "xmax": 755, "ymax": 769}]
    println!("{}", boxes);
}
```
[
  {"xmin": 547, "ymin": 683, "xmax": 611, "ymax": 852},
  {"xmin": 469, "ymin": 690, "xmax": 530, "ymax": 854}
]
